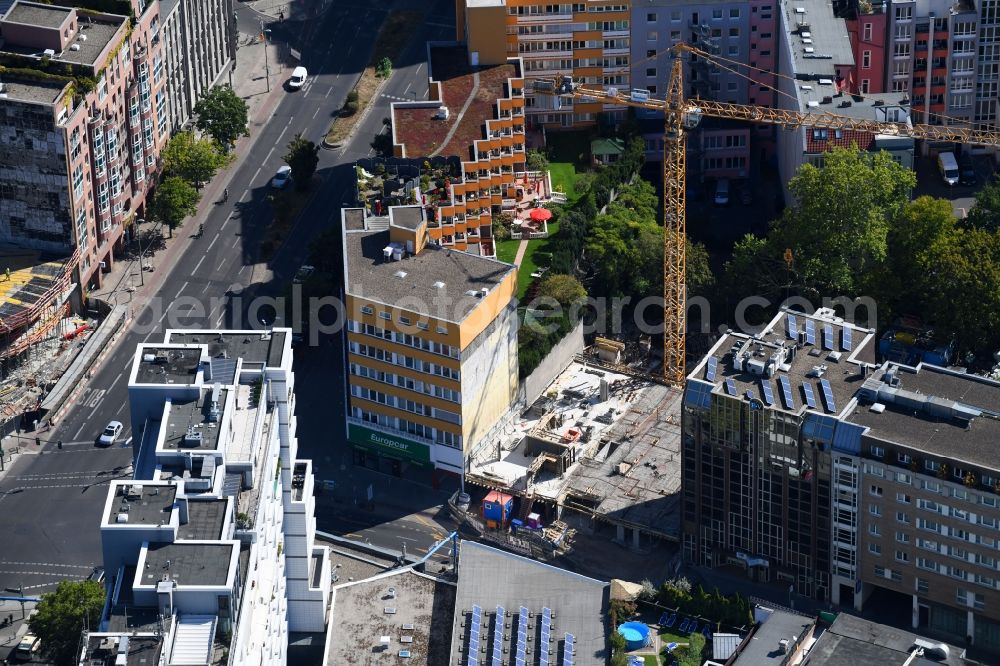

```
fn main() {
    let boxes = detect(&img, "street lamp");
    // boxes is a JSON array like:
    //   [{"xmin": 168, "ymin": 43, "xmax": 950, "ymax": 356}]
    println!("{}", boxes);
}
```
[{"xmin": 260, "ymin": 19, "xmax": 272, "ymax": 93}]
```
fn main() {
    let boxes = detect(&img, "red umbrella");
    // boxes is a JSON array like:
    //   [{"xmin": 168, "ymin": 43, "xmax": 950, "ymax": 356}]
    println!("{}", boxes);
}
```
[{"xmin": 529, "ymin": 207, "xmax": 552, "ymax": 222}]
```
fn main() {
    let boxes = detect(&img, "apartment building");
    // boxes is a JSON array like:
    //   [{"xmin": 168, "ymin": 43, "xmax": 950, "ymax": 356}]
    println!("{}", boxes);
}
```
[
  {"xmin": 391, "ymin": 41, "xmax": 527, "ymax": 258},
  {"xmin": 846, "ymin": 363, "xmax": 1000, "ymax": 653},
  {"xmin": 458, "ymin": 0, "xmax": 631, "ymax": 129},
  {"xmin": 846, "ymin": 2, "xmax": 888, "ymax": 95},
  {"xmin": 682, "ymin": 307, "xmax": 878, "ymax": 601},
  {"xmin": 159, "ymin": 0, "xmax": 237, "ymax": 134},
  {"xmin": 87, "ymin": 328, "xmax": 330, "ymax": 666},
  {"xmin": 776, "ymin": 0, "xmax": 913, "ymax": 200},
  {"xmin": 340, "ymin": 206, "xmax": 519, "ymax": 487},
  {"xmin": 885, "ymin": 0, "xmax": 978, "ymax": 132},
  {"xmin": 0, "ymin": 0, "xmax": 166, "ymax": 293}
]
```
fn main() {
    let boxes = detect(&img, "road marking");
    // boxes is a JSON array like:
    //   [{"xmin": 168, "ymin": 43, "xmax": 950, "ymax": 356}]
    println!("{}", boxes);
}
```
[
  {"xmin": 201, "ymin": 283, "xmax": 210, "ymax": 294},
  {"xmin": 265, "ymin": 146, "xmax": 275, "ymax": 162},
  {"xmin": 253, "ymin": 167, "xmax": 262, "ymax": 181},
  {"xmin": 109, "ymin": 371, "xmax": 123, "ymax": 391},
  {"xmin": 73, "ymin": 423, "xmax": 85, "ymax": 440},
  {"xmin": 325, "ymin": 86, "xmax": 333, "ymax": 98},
  {"xmin": 215, "ymin": 311, "xmax": 225, "ymax": 327},
  {"xmin": 381, "ymin": 93, "xmax": 411, "ymax": 102},
  {"xmin": 398, "ymin": 536, "xmax": 418, "ymax": 542},
  {"xmin": 0, "ymin": 569, "xmax": 82, "ymax": 579},
  {"xmin": 116, "ymin": 402, "xmax": 126, "ymax": 416},
  {"xmin": 277, "ymin": 124, "xmax": 290, "ymax": 142},
  {"xmin": 175, "ymin": 281, "xmax": 188, "ymax": 299},
  {"xmin": 312, "ymin": 107, "xmax": 320, "ymax": 119},
  {"xmin": 232, "ymin": 238, "xmax": 239, "ymax": 249},
  {"xmin": 193, "ymin": 255, "xmax": 205, "ymax": 273},
  {"xmin": 222, "ymin": 213, "xmax": 233, "ymax": 231},
  {"xmin": 0, "ymin": 561, "xmax": 92, "ymax": 570},
  {"xmin": 208, "ymin": 233, "xmax": 220, "ymax": 251},
  {"xmin": 404, "ymin": 82, "xmax": 411, "ymax": 95}
]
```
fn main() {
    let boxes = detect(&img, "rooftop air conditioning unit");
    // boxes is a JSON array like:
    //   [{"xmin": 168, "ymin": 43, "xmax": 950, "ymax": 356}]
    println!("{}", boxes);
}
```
[
  {"xmin": 70, "ymin": 44, "xmax": 81, "ymax": 51},
  {"xmin": 434, "ymin": 107, "xmax": 450, "ymax": 120},
  {"xmin": 779, "ymin": 638, "xmax": 790, "ymax": 654},
  {"xmin": 43, "ymin": 49, "xmax": 56, "ymax": 57},
  {"xmin": 78, "ymin": 34, "xmax": 88, "ymax": 41}
]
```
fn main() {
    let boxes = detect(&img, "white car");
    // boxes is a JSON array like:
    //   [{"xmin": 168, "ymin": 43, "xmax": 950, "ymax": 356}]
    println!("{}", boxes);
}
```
[
  {"xmin": 271, "ymin": 165, "xmax": 293, "ymax": 189},
  {"xmin": 288, "ymin": 66, "xmax": 308, "ymax": 90},
  {"xmin": 98, "ymin": 421, "xmax": 123, "ymax": 446}
]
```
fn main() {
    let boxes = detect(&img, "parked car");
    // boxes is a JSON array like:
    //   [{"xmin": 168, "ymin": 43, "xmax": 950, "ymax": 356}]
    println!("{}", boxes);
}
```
[
  {"xmin": 938, "ymin": 151, "xmax": 959, "ymax": 186},
  {"xmin": 293, "ymin": 264, "xmax": 315, "ymax": 284},
  {"xmin": 88, "ymin": 566, "xmax": 106, "ymax": 584},
  {"xmin": 714, "ymin": 178, "xmax": 730, "ymax": 206},
  {"xmin": 15, "ymin": 633, "xmax": 40, "ymax": 660},
  {"xmin": 271, "ymin": 165, "xmax": 293, "ymax": 189},
  {"xmin": 959, "ymin": 155, "xmax": 978, "ymax": 186},
  {"xmin": 287, "ymin": 66, "xmax": 308, "ymax": 90},
  {"xmin": 97, "ymin": 421, "xmax": 123, "ymax": 447}
]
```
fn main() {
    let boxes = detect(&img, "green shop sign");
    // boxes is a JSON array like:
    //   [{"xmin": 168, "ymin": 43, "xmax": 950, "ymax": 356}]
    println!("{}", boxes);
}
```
[{"xmin": 348, "ymin": 424, "xmax": 432, "ymax": 466}]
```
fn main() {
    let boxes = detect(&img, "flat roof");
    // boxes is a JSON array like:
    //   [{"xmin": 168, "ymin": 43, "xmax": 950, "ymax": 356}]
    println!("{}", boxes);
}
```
[
  {"xmin": 806, "ymin": 614, "xmax": 968, "ymax": 666},
  {"xmin": 344, "ymin": 227, "xmax": 514, "ymax": 323},
  {"xmin": 106, "ymin": 483, "xmax": 176, "ymax": 526},
  {"xmin": 83, "ymin": 636, "xmax": 163, "ymax": 666},
  {"xmin": 687, "ymin": 308, "xmax": 878, "ymax": 419},
  {"xmin": 393, "ymin": 46, "xmax": 517, "ymax": 158},
  {"xmin": 847, "ymin": 364, "xmax": 1000, "ymax": 469},
  {"xmin": 134, "ymin": 347, "xmax": 203, "ymax": 385},
  {"xmin": 390, "ymin": 205, "xmax": 424, "ymax": 230},
  {"xmin": 3, "ymin": 1, "xmax": 69, "ymax": 28},
  {"xmin": 450, "ymin": 542, "xmax": 608, "ymax": 666},
  {"xmin": 162, "ymin": 392, "xmax": 226, "ymax": 450},
  {"xmin": 344, "ymin": 208, "xmax": 366, "ymax": 231},
  {"xmin": 0, "ymin": 8, "xmax": 126, "ymax": 69},
  {"xmin": 178, "ymin": 499, "xmax": 227, "ymax": 540},
  {"xmin": 167, "ymin": 330, "xmax": 287, "ymax": 370},
  {"xmin": 0, "ymin": 77, "xmax": 68, "ymax": 104},
  {"xmin": 734, "ymin": 609, "xmax": 813, "ymax": 665},
  {"xmin": 327, "ymin": 568, "xmax": 456, "ymax": 665},
  {"xmin": 142, "ymin": 542, "xmax": 235, "ymax": 587}
]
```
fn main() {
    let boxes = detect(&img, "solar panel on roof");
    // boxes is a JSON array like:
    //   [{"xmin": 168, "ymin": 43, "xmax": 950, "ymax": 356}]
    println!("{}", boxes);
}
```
[
  {"xmin": 706, "ymin": 356, "xmax": 718, "ymax": 381},
  {"xmin": 540, "ymin": 608, "xmax": 552, "ymax": 666},
  {"xmin": 820, "ymin": 378, "xmax": 837, "ymax": 413},
  {"xmin": 803, "ymin": 382, "xmax": 817, "ymax": 409},
  {"xmin": 516, "ymin": 607, "xmax": 528, "ymax": 663},
  {"xmin": 805, "ymin": 319, "xmax": 816, "ymax": 345},
  {"xmin": 760, "ymin": 380, "xmax": 775, "ymax": 406},
  {"xmin": 468, "ymin": 606, "xmax": 482, "ymax": 666},
  {"xmin": 564, "ymin": 633, "xmax": 575, "ymax": 666},
  {"xmin": 778, "ymin": 375, "xmax": 795, "ymax": 409},
  {"xmin": 842, "ymin": 326, "xmax": 853, "ymax": 351},
  {"xmin": 725, "ymin": 378, "xmax": 737, "ymax": 396},
  {"xmin": 787, "ymin": 314, "xmax": 798, "ymax": 339},
  {"xmin": 492, "ymin": 606, "xmax": 505, "ymax": 666},
  {"xmin": 822, "ymin": 325, "xmax": 834, "ymax": 350}
]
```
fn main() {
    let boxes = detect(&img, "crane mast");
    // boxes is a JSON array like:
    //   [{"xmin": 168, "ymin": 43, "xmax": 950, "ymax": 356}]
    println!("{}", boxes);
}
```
[{"xmin": 662, "ymin": 55, "xmax": 687, "ymax": 387}]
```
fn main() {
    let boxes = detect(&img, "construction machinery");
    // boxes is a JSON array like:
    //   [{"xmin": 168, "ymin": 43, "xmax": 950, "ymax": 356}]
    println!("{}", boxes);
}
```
[{"xmin": 534, "ymin": 43, "xmax": 1000, "ymax": 386}]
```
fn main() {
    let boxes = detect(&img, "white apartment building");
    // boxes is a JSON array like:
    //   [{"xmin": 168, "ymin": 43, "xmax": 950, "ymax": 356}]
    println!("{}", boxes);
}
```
[{"xmin": 84, "ymin": 328, "xmax": 329, "ymax": 666}]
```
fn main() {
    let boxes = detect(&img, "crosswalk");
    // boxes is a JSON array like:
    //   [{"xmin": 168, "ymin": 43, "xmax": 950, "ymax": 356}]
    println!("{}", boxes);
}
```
[{"xmin": 381, "ymin": 93, "xmax": 414, "ymax": 103}]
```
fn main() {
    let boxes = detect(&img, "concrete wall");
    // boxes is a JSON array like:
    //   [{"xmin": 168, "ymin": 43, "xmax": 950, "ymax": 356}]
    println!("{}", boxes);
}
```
[
  {"xmin": 466, "ymin": 4, "xmax": 507, "ymax": 66},
  {"xmin": 461, "ymin": 302, "xmax": 518, "ymax": 455},
  {"xmin": 519, "ymin": 319, "xmax": 584, "ymax": 407}
]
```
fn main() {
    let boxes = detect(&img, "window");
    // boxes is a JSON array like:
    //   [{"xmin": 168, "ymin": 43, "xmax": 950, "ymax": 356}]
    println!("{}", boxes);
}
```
[
  {"xmin": 896, "ymin": 472, "xmax": 911, "ymax": 484},
  {"xmin": 869, "ymin": 543, "xmax": 882, "ymax": 555},
  {"xmin": 862, "ymin": 50, "xmax": 871, "ymax": 69},
  {"xmin": 671, "ymin": 11, "xmax": 680, "ymax": 21},
  {"xmin": 729, "ymin": 28, "xmax": 739, "ymax": 37},
  {"xmin": 874, "ymin": 565, "xmax": 886, "ymax": 578},
  {"xmin": 861, "ymin": 79, "xmax": 870, "ymax": 94},
  {"xmin": 813, "ymin": 129, "xmax": 828, "ymax": 140},
  {"xmin": 646, "ymin": 49, "xmax": 656, "ymax": 57},
  {"xmin": 436, "ymin": 326, "xmax": 448, "ymax": 334},
  {"xmin": 646, "ymin": 68, "xmax": 656, "ymax": 77},
  {"xmin": 647, "ymin": 12, "xmax": 655, "ymax": 22},
  {"xmin": 729, "ymin": 7, "xmax": 740, "ymax": 18},
  {"xmin": 712, "ymin": 8, "xmax": 723, "ymax": 19},
  {"xmin": 869, "ymin": 523, "xmax": 881, "ymax": 536},
  {"xmin": 671, "ymin": 30, "xmax": 681, "ymax": 41},
  {"xmin": 728, "ymin": 45, "xmax": 739, "ymax": 56},
  {"xmin": 399, "ymin": 316, "xmax": 411, "ymax": 325},
  {"xmin": 864, "ymin": 22, "xmax": 873, "ymax": 41},
  {"xmin": 872, "ymin": 446, "xmax": 885, "ymax": 458},
  {"xmin": 917, "ymin": 578, "xmax": 929, "ymax": 594},
  {"xmin": 896, "ymin": 550, "xmax": 910, "ymax": 563},
  {"xmin": 897, "ymin": 452, "xmax": 911, "ymax": 465},
  {"xmin": 727, "ymin": 81, "xmax": 738, "ymax": 91},
  {"xmin": 72, "ymin": 165, "xmax": 84, "ymax": 200},
  {"xmin": 897, "ymin": 493, "xmax": 911, "ymax": 504},
  {"xmin": 896, "ymin": 512, "xmax": 910, "ymax": 524},
  {"xmin": 925, "ymin": 460, "xmax": 939, "ymax": 472},
  {"xmin": 870, "ymin": 504, "xmax": 883, "ymax": 516},
  {"xmin": 361, "ymin": 306, "xmax": 374, "ymax": 315},
  {"xmin": 870, "ymin": 485, "xmax": 883, "ymax": 497},
  {"xmin": 647, "ymin": 30, "xmax": 658, "ymax": 41},
  {"xmin": 897, "ymin": 531, "xmax": 910, "ymax": 543}
]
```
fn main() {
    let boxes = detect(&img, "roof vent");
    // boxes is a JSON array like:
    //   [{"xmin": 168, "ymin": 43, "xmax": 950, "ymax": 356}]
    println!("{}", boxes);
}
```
[
  {"xmin": 433, "ymin": 281, "xmax": 445, "ymax": 289},
  {"xmin": 807, "ymin": 101, "xmax": 820, "ymax": 108},
  {"xmin": 78, "ymin": 33, "xmax": 88, "ymax": 41},
  {"xmin": 870, "ymin": 403, "xmax": 886, "ymax": 413},
  {"xmin": 794, "ymin": 6, "xmax": 806, "ymax": 13},
  {"xmin": 779, "ymin": 639, "xmax": 790, "ymax": 654},
  {"xmin": 43, "ymin": 48, "xmax": 55, "ymax": 57},
  {"xmin": 70, "ymin": 43, "xmax": 81, "ymax": 51},
  {"xmin": 465, "ymin": 290, "xmax": 479, "ymax": 297},
  {"xmin": 804, "ymin": 47, "xmax": 815, "ymax": 54},
  {"xmin": 116, "ymin": 512, "xmax": 129, "ymax": 523},
  {"xmin": 394, "ymin": 270, "xmax": 408, "ymax": 279},
  {"xmin": 818, "ymin": 78, "xmax": 833, "ymax": 85},
  {"xmin": 800, "ymin": 85, "xmax": 813, "ymax": 91}
]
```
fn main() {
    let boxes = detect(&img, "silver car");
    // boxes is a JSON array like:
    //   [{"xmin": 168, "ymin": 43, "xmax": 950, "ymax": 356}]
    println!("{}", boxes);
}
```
[{"xmin": 98, "ymin": 420, "xmax": 123, "ymax": 446}]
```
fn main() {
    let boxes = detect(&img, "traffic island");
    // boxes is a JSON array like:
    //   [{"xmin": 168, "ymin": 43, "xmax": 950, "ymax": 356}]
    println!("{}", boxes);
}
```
[{"xmin": 322, "ymin": 11, "xmax": 423, "ymax": 149}]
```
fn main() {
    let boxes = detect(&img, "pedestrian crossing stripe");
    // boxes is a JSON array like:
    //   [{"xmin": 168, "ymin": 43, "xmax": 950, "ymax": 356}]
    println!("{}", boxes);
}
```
[{"xmin": 381, "ymin": 93, "xmax": 412, "ymax": 103}]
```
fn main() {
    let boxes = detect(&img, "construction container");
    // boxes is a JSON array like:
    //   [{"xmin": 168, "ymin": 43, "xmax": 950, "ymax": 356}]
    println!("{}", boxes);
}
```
[
  {"xmin": 527, "ymin": 512, "xmax": 542, "ymax": 529},
  {"xmin": 482, "ymin": 491, "xmax": 514, "ymax": 525}
]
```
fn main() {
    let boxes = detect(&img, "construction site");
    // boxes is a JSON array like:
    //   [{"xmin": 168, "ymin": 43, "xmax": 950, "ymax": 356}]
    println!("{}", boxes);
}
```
[
  {"xmin": 459, "ymin": 339, "xmax": 684, "ymax": 556},
  {"xmin": 0, "ymin": 247, "xmax": 88, "ymax": 437}
]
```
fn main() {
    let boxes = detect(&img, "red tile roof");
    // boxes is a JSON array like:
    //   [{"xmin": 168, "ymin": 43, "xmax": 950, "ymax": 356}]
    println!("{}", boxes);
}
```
[{"xmin": 804, "ymin": 129, "xmax": 875, "ymax": 153}]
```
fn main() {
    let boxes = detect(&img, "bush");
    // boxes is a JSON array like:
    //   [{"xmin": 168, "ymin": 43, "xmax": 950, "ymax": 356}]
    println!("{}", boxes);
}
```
[{"xmin": 346, "ymin": 90, "xmax": 359, "ymax": 104}]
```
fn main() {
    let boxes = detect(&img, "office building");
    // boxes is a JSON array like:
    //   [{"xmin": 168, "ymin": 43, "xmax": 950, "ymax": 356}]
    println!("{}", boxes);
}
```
[
  {"xmin": 454, "ymin": 0, "xmax": 631, "ymax": 129},
  {"xmin": 89, "ymin": 328, "xmax": 330, "ymax": 665},
  {"xmin": 340, "ymin": 206, "xmax": 519, "ymax": 487},
  {"xmin": 0, "ymin": 0, "xmax": 166, "ymax": 292},
  {"xmin": 159, "ymin": 0, "xmax": 237, "ymax": 135}
]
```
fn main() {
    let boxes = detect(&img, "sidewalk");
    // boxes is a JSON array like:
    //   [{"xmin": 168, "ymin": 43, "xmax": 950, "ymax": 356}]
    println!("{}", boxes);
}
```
[{"xmin": 90, "ymin": 31, "xmax": 291, "ymax": 312}]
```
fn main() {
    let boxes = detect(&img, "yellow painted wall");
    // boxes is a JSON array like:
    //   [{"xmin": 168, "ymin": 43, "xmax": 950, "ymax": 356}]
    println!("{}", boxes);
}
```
[
  {"xmin": 466, "ymin": 4, "xmax": 509, "ymax": 66},
  {"xmin": 458, "ymin": 268, "xmax": 517, "ymax": 348}
]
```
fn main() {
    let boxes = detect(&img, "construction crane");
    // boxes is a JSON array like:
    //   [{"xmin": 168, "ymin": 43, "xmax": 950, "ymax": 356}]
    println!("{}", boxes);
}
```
[{"xmin": 534, "ymin": 43, "xmax": 1000, "ymax": 387}]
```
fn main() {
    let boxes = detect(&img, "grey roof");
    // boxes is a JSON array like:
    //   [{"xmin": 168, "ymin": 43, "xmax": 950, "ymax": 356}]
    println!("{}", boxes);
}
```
[
  {"xmin": 178, "ymin": 499, "xmax": 227, "ymax": 540},
  {"xmin": 168, "ymin": 330, "xmax": 287, "ymax": 370},
  {"xmin": 390, "ymin": 205, "xmax": 424, "ymax": 230},
  {"xmin": 713, "ymin": 633, "xmax": 742, "ymax": 661},
  {"xmin": 344, "ymin": 227, "xmax": 515, "ymax": 323},
  {"xmin": 142, "ymin": 542, "xmax": 235, "ymax": 587},
  {"xmin": 0, "ymin": 78, "xmax": 67, "ymax": 104},
  {"xmin": 3, "ymin": 1, "xmax": 69, "ymax": 28},
  {"xmin": 687, "ymin": 308, "xmax": 878, "ymax": 419},
  {"xmin": 847, "ymin": 363, "xmax": 1000, "ymax": 470},
  {"xmin": 344, "ymin": 208, "xmax": 366, "ymax": 230},
  {"xmin": 83, "ymin": 636, "xmax": 164, "ymax": 666},
  {"xmin": 733, "ymin": 609, "xmax": 813, "ymax": 665},
  {"xmin": 135, "ymin": 347, "xmax": 203, "ymax": 385},
  {"xmin": 451, "ymin": 541, "xmax": 608, "ymax": 666},
  {"xmin": 106, "ymin": 483, "xmax": 177, "ymax": 526},
  {"xmin": 327, "ymin": 568, "xmax": 456, "ymax": 666},
  {"xmin": 162, "ymin": 392, "xmax": 226, "ymax": 450},
  {"xmin": 52, "ymin": 18, "xmax": 122, "ymax": 67},
  {"xmin": 806, "ymin": 614, "xmax": 969, "ymax": 666}
]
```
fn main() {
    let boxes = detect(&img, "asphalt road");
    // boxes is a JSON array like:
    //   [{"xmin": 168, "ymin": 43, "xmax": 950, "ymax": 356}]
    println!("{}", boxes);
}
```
[{"xmin": 0, "ymin": 0, "xmax": 455, "ymax": 595}]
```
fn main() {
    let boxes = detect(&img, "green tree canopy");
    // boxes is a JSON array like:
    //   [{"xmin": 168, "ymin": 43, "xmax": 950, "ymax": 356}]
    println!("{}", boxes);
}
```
[
  {"xmin": 526, "ymin": 148, "xmax": 549, "ymax": 173},
  {"xmin": 283, "ymin": 133, "xmax": 320, "ymax": 191},
  {"xmin": 149, "ymin": 176, "xmax": 200, "ymax": 236},
  {"xmin": 686, "ymin": 238, "xmax": 715, "ymax": 297},
  {"xmin": 965, "ymin": 174, "xmax": 1000, "ymax": 233},
  {"xmin": 194, "ymin": 85, "xmax": 249, "ymax": 149},
  {"xmin": 161, "ymin": 131, "xmax": 230, "ymax": 188},
  {"xmin": 29, "ymin": 580, "xmax": 104, "ymax": 666},
  {"xmin": 772, "ymin": 147, "xmax": 915, "ymax": 295},
  {"xmin": 536, "ymin": 273, "xmax": 586, "ymax": 308}
]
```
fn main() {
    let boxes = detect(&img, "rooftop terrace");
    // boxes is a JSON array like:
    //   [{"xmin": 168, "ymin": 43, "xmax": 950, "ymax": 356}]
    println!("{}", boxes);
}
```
[
  {"xmin": 141, "ymin": 542, "xmax": 235, "ymax": 587},
  {"xmin": 105, "ymin": 482, "xmax": 177, "ymax": 526},
  {"xmin": 393, "ymin": 46, "xmax": 517, "ymax": 159},
  {"xmin": 82, "ymin": 635, "xmax": 164, "ymax": 666},
  {"xmin": 0, "ymin": 3, "xmax": 126, "ymax": 70},
  {"xmin": 134, "ymin": 347, "xmax": 203, "ymax": 385},
  {"xmin": 343, "ymin": 226, "xmax": 514, "ymax": 322}
]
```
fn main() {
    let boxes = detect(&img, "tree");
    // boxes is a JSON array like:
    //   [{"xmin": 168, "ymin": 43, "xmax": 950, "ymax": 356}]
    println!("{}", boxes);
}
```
[
  {"xmin": 771, "ymin": 147, "xmax": 916, "ymax": 295},
  {"xmin": 493, "ymin": 212, "xmax": 513, "ymax": 242},
  {"xmin": 375, "ymin": 57, "xmax": 392, "ymax": 78},
  {"xmin": 880, "ymin": 196, "xmax": 957, "ymax": 313},
  {"xmin": 148, "ymin": 176, "xmax": 199, "ymax": 237},
  {"xmin": 371, "ymin": 131, "xmax": 393, "ymax": 157},
  {"xmin": 536, "ymin": 274, "xmax": 586, "ymax": 308},
  {"xmin": 161, "ymin": 131, "xmax": 230, "ymax": 188},
  {"xmin": 965, "ymin": 174, "xmax": 1000, "ymax": 233},
  {"xmin": 29, "ymin": 580, "xmax": 104, "ymax": 666},
  {"xmin": 686, "ymin": 238, "xmax": 715, "ymax": 297},
  {"xmin": 676, "ymin": 632, "xmax": 706, "ymax": 666},
  {"xmin": 283, "ymin": 133, "xmax": 319, "ymax": 191},
  {"xmin": 526, "ymin": 148, "xmax": 549, "ymax": 173},
  {"xmin": 194, "ymin": 85, "xmax": 249, "ymax": 149}
]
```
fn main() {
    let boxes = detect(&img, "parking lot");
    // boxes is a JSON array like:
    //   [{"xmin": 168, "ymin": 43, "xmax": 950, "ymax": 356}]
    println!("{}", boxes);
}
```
[{"xmin": 912, "ymin": 152, "xmax": 996, "ymax": 218}]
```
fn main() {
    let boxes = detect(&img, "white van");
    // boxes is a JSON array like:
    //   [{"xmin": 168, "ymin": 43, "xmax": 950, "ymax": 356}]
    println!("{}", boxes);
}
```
[
  {"xmin": 938, "ymin": 151, "xmax": 959, "ymax": 186},
  {"xmin": 287, "ymin": 66, "xmax": 308, "ymax": 90},
  {"xmin": 714, "ymin": 178, "xmax": 730, "ymax": 205},
  {"xmin": 15, "ymin": 633, "xmax": 40, "ymax": 659}
]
